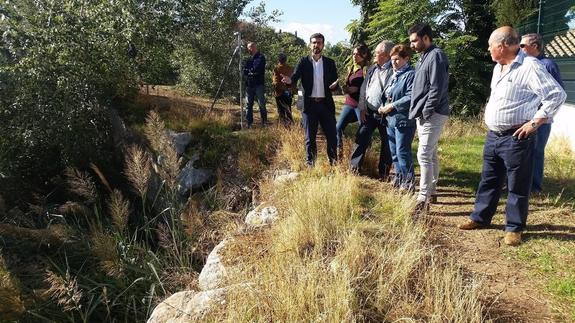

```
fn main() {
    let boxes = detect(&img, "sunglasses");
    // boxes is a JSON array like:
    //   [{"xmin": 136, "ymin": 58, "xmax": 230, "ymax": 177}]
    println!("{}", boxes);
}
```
[{"xmin": 519, "ymin": 44, "xmax": 529, "ymax": 48}]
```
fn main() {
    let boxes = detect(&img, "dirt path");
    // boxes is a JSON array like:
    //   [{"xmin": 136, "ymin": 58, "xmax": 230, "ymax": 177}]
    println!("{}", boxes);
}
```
[{"xmin": 428, "ymin": 185, "xmax": 562, "ymax": 322}]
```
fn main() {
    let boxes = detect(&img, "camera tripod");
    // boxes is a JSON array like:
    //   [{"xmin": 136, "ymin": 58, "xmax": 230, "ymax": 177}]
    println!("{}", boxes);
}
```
[{"xmin": 210, "ymin": 32, "xmax": 245, "ymax": 129}]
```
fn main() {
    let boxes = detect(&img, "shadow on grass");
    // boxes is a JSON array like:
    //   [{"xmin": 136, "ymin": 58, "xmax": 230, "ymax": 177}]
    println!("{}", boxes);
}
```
[{"xmin": 440, "ymin": 168, "xmax": 481, "ymax": 192}]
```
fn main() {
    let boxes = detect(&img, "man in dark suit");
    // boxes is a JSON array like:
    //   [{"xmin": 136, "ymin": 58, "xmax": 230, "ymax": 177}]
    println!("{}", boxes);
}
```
[{"xmin": 281, "ymin": 33, "xmax": 339, "ymax": 166}]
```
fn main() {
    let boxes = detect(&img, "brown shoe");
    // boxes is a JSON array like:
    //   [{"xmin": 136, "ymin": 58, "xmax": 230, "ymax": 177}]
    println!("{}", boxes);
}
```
[
  {"xmin": 458, "ymin": 219, "xmax": 484, "ymax": 230},
  {"xmin": 504, "ymin": 232, "xmax": 522, "ymax": 246}
]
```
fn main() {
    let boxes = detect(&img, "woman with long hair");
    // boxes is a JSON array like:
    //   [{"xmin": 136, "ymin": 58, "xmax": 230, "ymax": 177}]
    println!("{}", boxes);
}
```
[{"xmin": 336, "ymin": 43, "xmax": 371, "ymax": 153}]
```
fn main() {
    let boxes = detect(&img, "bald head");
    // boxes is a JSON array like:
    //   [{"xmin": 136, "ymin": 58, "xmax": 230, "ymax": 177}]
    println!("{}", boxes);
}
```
[
  {"xmin": 488, "ymin": 26, "xmax": 520, "ymax": 64},
  {"xmin": 490, "ymin": 26, "xmax": 520, "ymax": 47}
]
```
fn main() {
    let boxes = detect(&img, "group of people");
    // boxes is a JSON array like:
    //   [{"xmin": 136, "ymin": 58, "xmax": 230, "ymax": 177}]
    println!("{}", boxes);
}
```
[{"xmin": 243, "ymin": 23, "xmax": 566, "ymax": 246}]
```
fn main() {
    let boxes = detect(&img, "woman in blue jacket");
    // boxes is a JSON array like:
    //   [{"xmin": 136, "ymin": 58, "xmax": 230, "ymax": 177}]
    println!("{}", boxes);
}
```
[{"xmin": 379, "ymin": 44, "xmax": 416, "ymax": 190}]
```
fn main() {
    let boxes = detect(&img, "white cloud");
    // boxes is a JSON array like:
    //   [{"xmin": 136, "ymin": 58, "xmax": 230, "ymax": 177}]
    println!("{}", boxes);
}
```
[{"xmin": 276, "ymin": 22, "xmax": 349, "ymax": 44}]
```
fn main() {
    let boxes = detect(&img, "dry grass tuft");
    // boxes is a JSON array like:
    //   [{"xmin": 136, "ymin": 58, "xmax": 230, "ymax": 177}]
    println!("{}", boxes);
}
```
[
  {"xmin": 125, "ymin": 145, "xmax": 152, "ymax": 197},
  {"xmin": 90, "ymin": 230, "xmax": 124, "ymax": 278},
  {"xmin": 43, "ymin": 270, "xmax": 83, "ymax": 312},
  {"xmin": 210, "ymin": 170, "xmax": 484, "ymax": 321},
  {"xmin": 442, "ymin": 117, "xmax": 486, "ymax": 139},
  {"xmin": 0, "ymin": 251, "xmax": 25, "ymax": 320},
  {"xmin": 58, "ymin": 201, "xmax": 90, "ymax": 216},
  {"xmin": 65, "ymin": 168, "xmax": 97, "ymax": 203},
  {"xmin": 545, "ymin": 135, "xmax": 575, "ymax": 184},
  {"xmin": 144, "ymin": 111, "xmax": 180, "ymax": 190},
  {"xmin": 108, "ymin": 189, "xmax": 130, "ymax": 232}
]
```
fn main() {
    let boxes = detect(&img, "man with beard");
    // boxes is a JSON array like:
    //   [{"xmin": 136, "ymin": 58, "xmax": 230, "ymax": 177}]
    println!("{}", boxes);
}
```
[
  {"xmin": 408, "ymin": 23, "xmax": 450, "ymax": 216},
  {"xmin": 282, "ymin": 33, "xmax": 339, "ymax": 166}
]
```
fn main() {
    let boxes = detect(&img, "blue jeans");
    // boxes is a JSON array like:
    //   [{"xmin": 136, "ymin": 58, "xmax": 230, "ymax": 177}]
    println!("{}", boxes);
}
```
[
  {"xmin": 387, "ymin": 125, "xmax": 416, "ymax": 189},
  {"xmin": 470, "ymin": 131, "xmax": 536, "ymax": 232},
  {"xmin": 336, "ymin": 104, "xmax": 361, "ymax": 149},
  {"xmin": 246, "ymin": 84, "xmax": 267, "ymax": 126},
  {"xmin": 532, "ymin": 123, "xmax": 551, "ymax": 192}
]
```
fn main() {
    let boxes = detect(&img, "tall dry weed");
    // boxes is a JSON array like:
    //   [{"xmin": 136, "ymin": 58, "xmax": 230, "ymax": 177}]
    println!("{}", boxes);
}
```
[
  {"xmin": 43, "ymin": 270, "xmax": 83, "ymax": 312},
  {"xmin": 545, "ymin": 135, "xmax": 575, "ymax": 183},
  {"xmin": 144, "ymin": 111, "xmax": 180, "ymax": 190},
  {"xmin": 65, "ymin": 168, "xmax": 97, "ymax": 203},
  {"xmin": 212, "ymin": 170, "xmax": 484, "ymax": 321},
  {"xmin": 90, "ymin": 230, "xmax": 124, "ymax": 278},
  {"xmin": 0, "ymin": 251, "xmax": 25, "ymax": 319},
  {"xmin": 108, "ymin": 189, "xmax": 130, "ymax": 232},
  {"xmin": 125, "ymin": 145, "xmax": 152, "ymax": 197},
  {"xmin": 442, "ymin": 117, "xmax": 485, "ymax": 139}
]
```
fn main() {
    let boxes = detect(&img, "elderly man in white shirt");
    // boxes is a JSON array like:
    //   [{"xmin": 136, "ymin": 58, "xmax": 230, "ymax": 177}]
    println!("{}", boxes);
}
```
[{"xmin": 458, "ymin": 26, "xmax": 566, "ymax": 246}]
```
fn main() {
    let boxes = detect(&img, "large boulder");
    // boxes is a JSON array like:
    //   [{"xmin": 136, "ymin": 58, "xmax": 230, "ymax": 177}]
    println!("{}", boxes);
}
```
[
  {"xmin": 147, "ymin": 288, "xmax": 226, "ymax": 323},
  {"xmin": 245, "ymin": 204, "xmax": 279, "ymax": 227},
  {"xmin": 198, "ymin": 238, "xmax": 232, "ymax": 291},
  {"xmin": 166, "ymin": 130, "xmax": 193, "ymax": 156},
  {"xmin": 177, "ymin": 160, "xmax": 213, "ymax": 196}
]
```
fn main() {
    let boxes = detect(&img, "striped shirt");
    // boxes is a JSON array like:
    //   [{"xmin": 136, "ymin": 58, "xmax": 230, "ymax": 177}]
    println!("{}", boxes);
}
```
[{"xmin": 484, "ymin": 50, "xmax": 566, "ymax": 132}]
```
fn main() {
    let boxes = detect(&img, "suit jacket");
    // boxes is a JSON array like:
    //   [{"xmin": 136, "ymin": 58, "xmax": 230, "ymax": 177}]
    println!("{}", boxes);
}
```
[{"xmin": 290, "ymin": 55, "xmax": 338, "ymax": 114}]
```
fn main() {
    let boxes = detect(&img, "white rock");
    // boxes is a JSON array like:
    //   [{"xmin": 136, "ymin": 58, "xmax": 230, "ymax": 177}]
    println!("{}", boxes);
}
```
[
  {"xmin": 245, "ymin": 204, "xmax": 279, "ymax": 227},
  {"xmin": 147, "ymin": 288, "xmax": 226, "ymax": 323},
  {"xmin": 274, "ymin": 172, "xmax": 300, "ymax": 184},
  {"xmin": 198, "ymin": 239, "xmax": 232, "ymax": 290}
]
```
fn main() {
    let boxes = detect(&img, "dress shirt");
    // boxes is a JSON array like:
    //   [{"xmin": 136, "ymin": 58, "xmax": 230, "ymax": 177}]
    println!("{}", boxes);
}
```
[
  {"xmin": 311, "ymin": 56, "xmax": 325, "ymax": 98},
  {"xmin": 536, "ymin": 54, "xmax": 564, "ymax": 124},
  {"xmin": 365, "ymin": 61, "xmax": 393, "ymax": 111},
  {"xmin": 484, "ymin": 50, "xmax": 566, "ymax": 132}
]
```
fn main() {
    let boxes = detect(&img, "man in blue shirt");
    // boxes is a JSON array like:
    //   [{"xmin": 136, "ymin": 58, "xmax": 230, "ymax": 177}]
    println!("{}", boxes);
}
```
[
  {"xmin": 519, "ymin": 33, "xmax": 565, "ymax": 194},
  {"xmin": 243, "ymin": 42, "xmax": 267, "ymax": 128},
  {"xmin": 408, "ymin": 23, "xmax": 450, "ymax": 215}
]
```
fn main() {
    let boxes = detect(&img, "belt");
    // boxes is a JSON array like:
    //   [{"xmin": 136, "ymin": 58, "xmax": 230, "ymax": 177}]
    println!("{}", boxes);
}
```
[
  {"xmin": 491, "ymin": 127, "xmax": 519, "ymax": 137},
  {"xmin": 310, "ymin": 97, "xmax": 324, "ymax": 102}
]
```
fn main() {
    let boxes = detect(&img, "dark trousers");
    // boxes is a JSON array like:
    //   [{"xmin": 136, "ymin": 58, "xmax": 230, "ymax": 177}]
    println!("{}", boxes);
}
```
[
  {"xmin": 470, "ymin": 131, "xmax": 536, "ymax": 232},
  {"xmin": 275, "ymin": 94, "xmax": 294, "ymax": 125},
  {"xmin": 350, "ymin": 109, "xmax": 392, "ymax": 178},
  {"xmin": 246, "ymin": 84, "xmax": 267, "ymax": 126},
  {"xmin": 302, "ymin": 100, "xmax": 337, "ymax": 165}
]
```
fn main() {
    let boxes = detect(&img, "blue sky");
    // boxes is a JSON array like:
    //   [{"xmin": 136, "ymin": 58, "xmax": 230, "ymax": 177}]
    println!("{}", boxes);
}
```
[{"xmin": 245, "ymin": 0, "xmax": 361, "ymax": 44}]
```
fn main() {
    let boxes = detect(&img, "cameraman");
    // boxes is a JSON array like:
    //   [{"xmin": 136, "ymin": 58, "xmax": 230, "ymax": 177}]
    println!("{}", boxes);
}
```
[{"xmin": 243, "ymin": 42, "xmax": 267, "ymax": 128}]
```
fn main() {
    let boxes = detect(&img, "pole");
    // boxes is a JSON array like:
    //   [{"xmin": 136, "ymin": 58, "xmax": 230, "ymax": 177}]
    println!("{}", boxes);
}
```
[
  {"xmin": 537, "ymin": 0, "xmax": 543, "ymax": 34},
  {"xmin": 210, "ymin": 43, "xmax": 240, "ymax": 111},
  {"xmin": 238, "ymin": 32, "xmax": 243, "ymax": 129}
]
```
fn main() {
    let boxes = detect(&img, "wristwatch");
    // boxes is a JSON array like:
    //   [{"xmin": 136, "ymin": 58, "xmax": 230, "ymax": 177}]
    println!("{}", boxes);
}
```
[{"xmin": 530, "ymin": 121, "xmax": 538, "ymax": 129}]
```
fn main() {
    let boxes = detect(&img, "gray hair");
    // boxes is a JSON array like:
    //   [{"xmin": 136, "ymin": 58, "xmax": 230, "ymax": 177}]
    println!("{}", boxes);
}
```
[
  {"xmin": 522, "ymin": 33, "xmax": 543, "ymax": 50},
  {"xmin": 491, "ymin": 29, "xmax": 520, "ymax": 46},
  {"xmin": 377, "ymin": 40, "xmax": 395, "ymax": 54}
]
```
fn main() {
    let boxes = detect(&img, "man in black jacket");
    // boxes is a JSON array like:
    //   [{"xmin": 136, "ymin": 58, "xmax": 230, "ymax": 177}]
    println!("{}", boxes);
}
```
[
  {"xmin": 244, "ymin": 42, "xmax": 267, "ymax": 127},
  {"xmin": 282, "ymin": 33, "xmax": 339, "ymax": 166}
]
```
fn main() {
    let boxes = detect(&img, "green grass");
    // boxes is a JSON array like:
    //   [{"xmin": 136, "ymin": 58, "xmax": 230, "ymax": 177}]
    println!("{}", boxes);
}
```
[{"xmin": 437, "ymin": 119, "xmax": 575, "ymax": 320}]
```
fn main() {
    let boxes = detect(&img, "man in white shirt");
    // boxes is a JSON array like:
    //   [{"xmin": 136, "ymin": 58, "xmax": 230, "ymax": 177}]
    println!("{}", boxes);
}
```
[
  {"xmin": 282, "ymin": 33, "xmax": 339, "ymax": 166},
  {"xmin": 458, "ymin": 26, "xmax": 566, "ymax": 246}
]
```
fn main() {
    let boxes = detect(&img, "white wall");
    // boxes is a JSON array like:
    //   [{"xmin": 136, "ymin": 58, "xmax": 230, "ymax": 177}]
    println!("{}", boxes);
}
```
[{"xmin": 551, "ymin": 103, "xmax": 575, "ymax": 151}]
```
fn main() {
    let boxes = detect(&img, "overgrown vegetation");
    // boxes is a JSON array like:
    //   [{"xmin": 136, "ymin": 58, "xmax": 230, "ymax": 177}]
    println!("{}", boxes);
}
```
[{"xmin": 211, "ymin": 171, "xmax": 485, "ymax": 321}]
